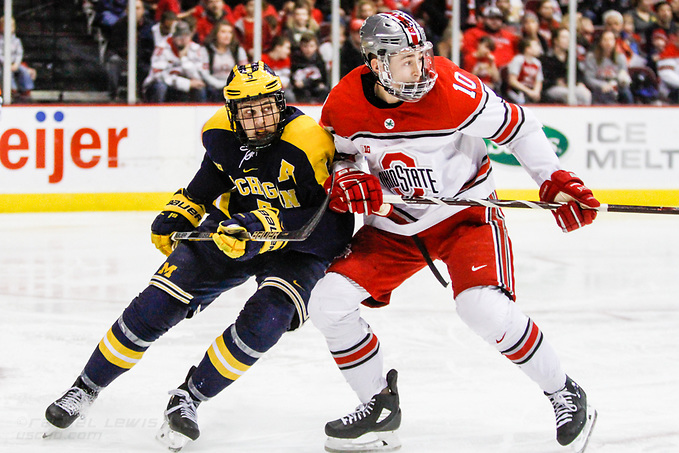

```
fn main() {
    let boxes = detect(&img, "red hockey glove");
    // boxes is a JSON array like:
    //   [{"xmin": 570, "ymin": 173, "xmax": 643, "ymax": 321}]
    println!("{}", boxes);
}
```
[
  {"xmin": 324, "ymin": 168, "xmax": 384, "ymax": 215},
  {"xmin": 539, "ymin": 170, "xmax": 600, "ymax": 233}
]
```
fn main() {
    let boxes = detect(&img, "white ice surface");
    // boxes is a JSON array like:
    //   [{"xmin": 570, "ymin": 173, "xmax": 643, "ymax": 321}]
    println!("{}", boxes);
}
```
[{"xmin": 1, "ymin": 210, "xmax": 678, "ymax": 452}]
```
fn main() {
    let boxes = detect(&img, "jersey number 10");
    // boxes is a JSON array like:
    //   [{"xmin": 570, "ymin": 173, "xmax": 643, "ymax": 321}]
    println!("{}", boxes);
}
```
[{"xmin": 452, "ymin": 72, "xmax": 477, "ymax": 99}]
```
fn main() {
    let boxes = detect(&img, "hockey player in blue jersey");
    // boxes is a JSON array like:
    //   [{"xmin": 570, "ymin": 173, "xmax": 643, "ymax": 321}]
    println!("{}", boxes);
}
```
[{"xmin": 44, "ymin": 62, "xmax": 353, "ymax": 451}]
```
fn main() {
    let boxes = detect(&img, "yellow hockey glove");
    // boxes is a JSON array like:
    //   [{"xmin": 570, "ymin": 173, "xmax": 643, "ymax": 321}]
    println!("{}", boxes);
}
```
[
  {"xmin": 212, "ymin": 207, "xmax": 286, "ymax": 260},
  {"xmin": 151, "ymin": 189, "xmax": 206, "ymax": 256}
]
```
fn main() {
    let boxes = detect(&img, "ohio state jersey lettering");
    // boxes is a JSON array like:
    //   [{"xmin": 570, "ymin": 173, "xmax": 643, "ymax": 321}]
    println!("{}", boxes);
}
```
[{"xmin": 379, "ymin": 152, "xmax": 439, "ymax": 197}]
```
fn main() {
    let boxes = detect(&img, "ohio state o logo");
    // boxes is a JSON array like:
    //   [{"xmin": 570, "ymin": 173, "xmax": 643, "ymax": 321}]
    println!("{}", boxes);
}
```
[{"xmin": 379, "ymin": 152, "xmax": 426, "ymax": 197}]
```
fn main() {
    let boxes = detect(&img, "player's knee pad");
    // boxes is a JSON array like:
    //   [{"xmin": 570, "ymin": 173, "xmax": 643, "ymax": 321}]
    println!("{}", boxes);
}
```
[
  {"xmin": 455, "ymin": 286, "xmax": 528, "ymax": 349},
  {"xmin": 308, "ymin": 272, "xmax": 369, "ymax": 334},
  {"xmin": 258, "ymin": 275, "xmax": 310, "ymax": 331},
  {"xmin": 235, "ymin": 287, "xmax": 296, "ymax": 353},
  {"xmin": 122, "ymin": 287, "xmax": 190, "ymax": 343}
]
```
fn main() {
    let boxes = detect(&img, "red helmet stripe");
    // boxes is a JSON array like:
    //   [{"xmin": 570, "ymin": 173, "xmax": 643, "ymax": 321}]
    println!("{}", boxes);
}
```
[{"xmin": 387, "ymin": 11, "xmax": 421, "ymax": 46}]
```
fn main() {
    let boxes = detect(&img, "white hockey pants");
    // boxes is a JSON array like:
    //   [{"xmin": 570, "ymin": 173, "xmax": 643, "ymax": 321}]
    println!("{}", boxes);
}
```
[{"xmin": 309, "ymin": 274, "xmax": 567, "ymax": 404}]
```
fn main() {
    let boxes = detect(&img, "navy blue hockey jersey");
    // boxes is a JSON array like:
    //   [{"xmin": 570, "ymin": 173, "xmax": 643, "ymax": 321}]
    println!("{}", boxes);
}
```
[{"xmin": 186, "ymin": 106, "xmax": 353, "ymax": 262}]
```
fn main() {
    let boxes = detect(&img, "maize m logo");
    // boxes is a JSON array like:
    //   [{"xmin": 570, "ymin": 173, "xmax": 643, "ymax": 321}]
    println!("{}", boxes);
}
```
[
  {"xmin": 485, "ymin": 126, "xmax": 567, "ymax": 165},
  {"xmin": 0, "ymin": 111, "xmax": 128, "ymax": 184}
]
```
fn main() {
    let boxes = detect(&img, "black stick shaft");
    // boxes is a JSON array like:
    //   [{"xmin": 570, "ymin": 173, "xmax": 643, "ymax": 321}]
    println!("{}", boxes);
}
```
[{"xmin": 382, "ymin": 195, "xmax": 679, "ymax": 215}]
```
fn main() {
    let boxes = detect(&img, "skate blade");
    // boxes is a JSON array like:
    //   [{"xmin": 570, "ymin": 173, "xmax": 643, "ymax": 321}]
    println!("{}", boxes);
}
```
[
  {"xmin": 325, "ymin": 431, "xmax": 401, "ymax": 453},
  {"xmin": 156, "ymin": 421, "xmax": 191, "ymax": 452},
  {"xmin": 570, "ymin": 404, "xmax": 597, "ymax": 453},
  {"xmin": 42, "ymin": 423, "xmax": 61, "ymax": 439}
]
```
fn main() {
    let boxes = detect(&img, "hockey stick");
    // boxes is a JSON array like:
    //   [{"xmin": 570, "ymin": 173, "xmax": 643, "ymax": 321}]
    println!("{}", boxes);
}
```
[
  {"xmin": 171, "ymin": 174, "xmax": 335, "ymax": 243},
  {"xmin": 382, "ymin": 195, "xmax": 679, "ymax": 215}
]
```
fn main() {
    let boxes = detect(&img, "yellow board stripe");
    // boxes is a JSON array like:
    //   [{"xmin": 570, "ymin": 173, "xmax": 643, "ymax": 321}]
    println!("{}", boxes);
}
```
[
  {"xmin": 98, "ymin": 329, "xmax": 144, "ymax": 369},
  {"xmin": 2, "ymin": 193, "xmax": 171, "ymax": 213},
  {"xmin": 2, "ymin": 190, "xmax": 678, "ymax": 213},
  {"xmin": 495, "ymin": 189, "xmax": 679, "ymax": 207},
  {"xmin": 207, "ymin": 335, "xmax": 251, "ymax": 380}
]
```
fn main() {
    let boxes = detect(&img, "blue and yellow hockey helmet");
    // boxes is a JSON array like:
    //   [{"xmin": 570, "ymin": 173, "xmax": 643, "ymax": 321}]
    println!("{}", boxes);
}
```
[{"xmin": 223, "ymin": 61, "xmax": 287, "ymax": 150}]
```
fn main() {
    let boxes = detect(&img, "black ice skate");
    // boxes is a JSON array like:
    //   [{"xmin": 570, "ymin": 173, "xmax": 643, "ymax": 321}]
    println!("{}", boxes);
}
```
[
  {"xmin": 156, "ymin": 368, "xmax": 201, "ymax": 452},
  {"xmin": 44, "ymin": 376, "xmax": 99, "ymax": 436},
  {"xmin": 546, "ymin": 376, "xmax": 597, "ymax": 453},
  {"xmin": 324, "ymin": 369, "xmax": 402, "ymax": 453}
]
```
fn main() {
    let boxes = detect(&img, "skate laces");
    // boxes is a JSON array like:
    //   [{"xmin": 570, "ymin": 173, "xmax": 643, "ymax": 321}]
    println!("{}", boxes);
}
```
[
  {"xmin": 55, "ymin": 387, "xmax": 93, "ymax": 416},
  {"xmin": 341, "ymin": 400, "xmax": 375, "ymax": 426},
  {"xmin": 547, "ymin": 388, "xmax": 578, "ymax": 428},
  {"xmin": 166, "ymin": 389, "xmax": 199, "ymax": 424}
]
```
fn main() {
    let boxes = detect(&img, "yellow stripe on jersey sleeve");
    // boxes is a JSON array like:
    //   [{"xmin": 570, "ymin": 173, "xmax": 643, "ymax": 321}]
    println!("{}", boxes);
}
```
[
  {"xmin": 280, "ymin": 114, "xmax": 335, "ymax": 186},
  {"xmin": 217, "ymin": 191, "xmax": 233, "ymax": 218}
]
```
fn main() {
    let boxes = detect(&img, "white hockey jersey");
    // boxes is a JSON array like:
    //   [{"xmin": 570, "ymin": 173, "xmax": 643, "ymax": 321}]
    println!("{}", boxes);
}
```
[
  {"xmin": 320, "ymin": 57, "xmax": 562, "ymax": 236},
  {"xmin": 143, "ymin": 37, "xmax": 209, "ymax": 92}
]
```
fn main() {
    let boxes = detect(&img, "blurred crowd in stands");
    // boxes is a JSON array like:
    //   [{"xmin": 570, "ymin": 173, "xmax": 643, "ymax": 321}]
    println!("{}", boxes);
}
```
[{"xmin": 5, "ymin": 0, "xmax": 679, "ymax": 105}]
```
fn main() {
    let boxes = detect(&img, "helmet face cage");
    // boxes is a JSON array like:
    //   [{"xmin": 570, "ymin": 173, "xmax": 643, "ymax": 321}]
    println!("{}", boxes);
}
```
[
  {"xmin": 224, "ymin": 62, "xmax": 286, "ymax": 151},
  {"xmin": 228, "ymin": 91, "xmax": 286, "ymax": 150},
  {"xmin": 361, "ymin": 11, "xmax": 438, "ymax": 102}
]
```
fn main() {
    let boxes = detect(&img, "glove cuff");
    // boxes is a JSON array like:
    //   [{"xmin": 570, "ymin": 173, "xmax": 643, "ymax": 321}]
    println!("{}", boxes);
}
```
[
  {"xmin": 230, "ymin": 208, "xmax": 286, "ymax": 254},
  {"xmin": 165, "ymin": 188, "xmax": 206, "ymax": 227},
  {"xmin": 539, "ymin": 170, "xmax": 582, "ymax": 203}
]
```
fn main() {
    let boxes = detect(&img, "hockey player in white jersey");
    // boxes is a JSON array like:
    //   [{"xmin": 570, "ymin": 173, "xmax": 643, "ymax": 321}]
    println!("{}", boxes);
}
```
[{"xmin": 309, "ymin": 10, "xmax": 598, "ymax": 453}]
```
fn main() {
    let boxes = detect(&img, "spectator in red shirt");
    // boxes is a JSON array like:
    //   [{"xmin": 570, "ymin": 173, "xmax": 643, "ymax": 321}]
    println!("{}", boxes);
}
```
[
  {"xmin": 645, "ymin": 1, "xmax": 678, "ymax": 55},
  {"xmin": 308, "ymin": 0, "xmax": 325, "ymax": 24},
  {"xmin": 648, "ymin": 28, "xmax": 669, "ymax": 71},
  {"xmin": 261, "ymin": 34, "xmax": 295, "ymax": 102},
  {"xmin": 155, "ymin": 0, "xmax": 196, "ymax": 22},
  {"xmin": 231, "ymin": 0, "xmax": 279, "ymax": 25},
  {"xmin": 462, "ymin": 35, "xmax": 501, "ymax": 92},
  {"xmin": 233, "ymin": 0, "xmax": 277, "ymax": 59},
  {"xmin": 462, "ymin": 6, "xmax": 519, "ymax": 68},
  {"xmin": 193, "ymin": 0, "xmax": 235, "ymax": 44}
]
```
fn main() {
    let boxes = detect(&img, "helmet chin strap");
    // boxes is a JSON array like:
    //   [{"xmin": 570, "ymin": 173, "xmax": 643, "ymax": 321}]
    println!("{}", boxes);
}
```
[
  {"xmin": 370, "ymin": 59, "xmax": 401, "ymax": 101},
  {"xmin": 375, "ymin": 73, "xmax": 417, "ymax": 102},
  {"xmin": 370, "ymin": 74, "xmax": 399, "ymax": 103}
]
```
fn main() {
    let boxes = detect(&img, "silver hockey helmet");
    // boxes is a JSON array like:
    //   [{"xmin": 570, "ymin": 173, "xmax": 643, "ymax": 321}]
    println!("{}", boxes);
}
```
[{"xmin": 360, "ymin": 11, "xmax": 438, "ymax": 102}]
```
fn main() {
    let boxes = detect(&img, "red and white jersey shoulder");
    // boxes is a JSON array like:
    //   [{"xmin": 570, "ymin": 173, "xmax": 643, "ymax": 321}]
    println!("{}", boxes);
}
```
[{"xmin": 321, "ymin": 57, "xmax": 561, "ymax": 235}]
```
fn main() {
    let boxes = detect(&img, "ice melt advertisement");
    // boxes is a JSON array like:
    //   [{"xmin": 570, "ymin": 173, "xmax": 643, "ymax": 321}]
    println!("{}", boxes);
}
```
[
  {"xmin": 0, "ymin": 104, "xmax": 677, "ymax": 211},
  {"xmin": 485, "ymin": 106, "xmax": 679, "ymax": 190}
]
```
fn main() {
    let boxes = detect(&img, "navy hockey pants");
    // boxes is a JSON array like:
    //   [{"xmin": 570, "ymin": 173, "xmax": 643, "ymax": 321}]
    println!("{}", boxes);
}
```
[{"xmin": 81, "ymin": 235, "xmax": 327, "ymax": 399}]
